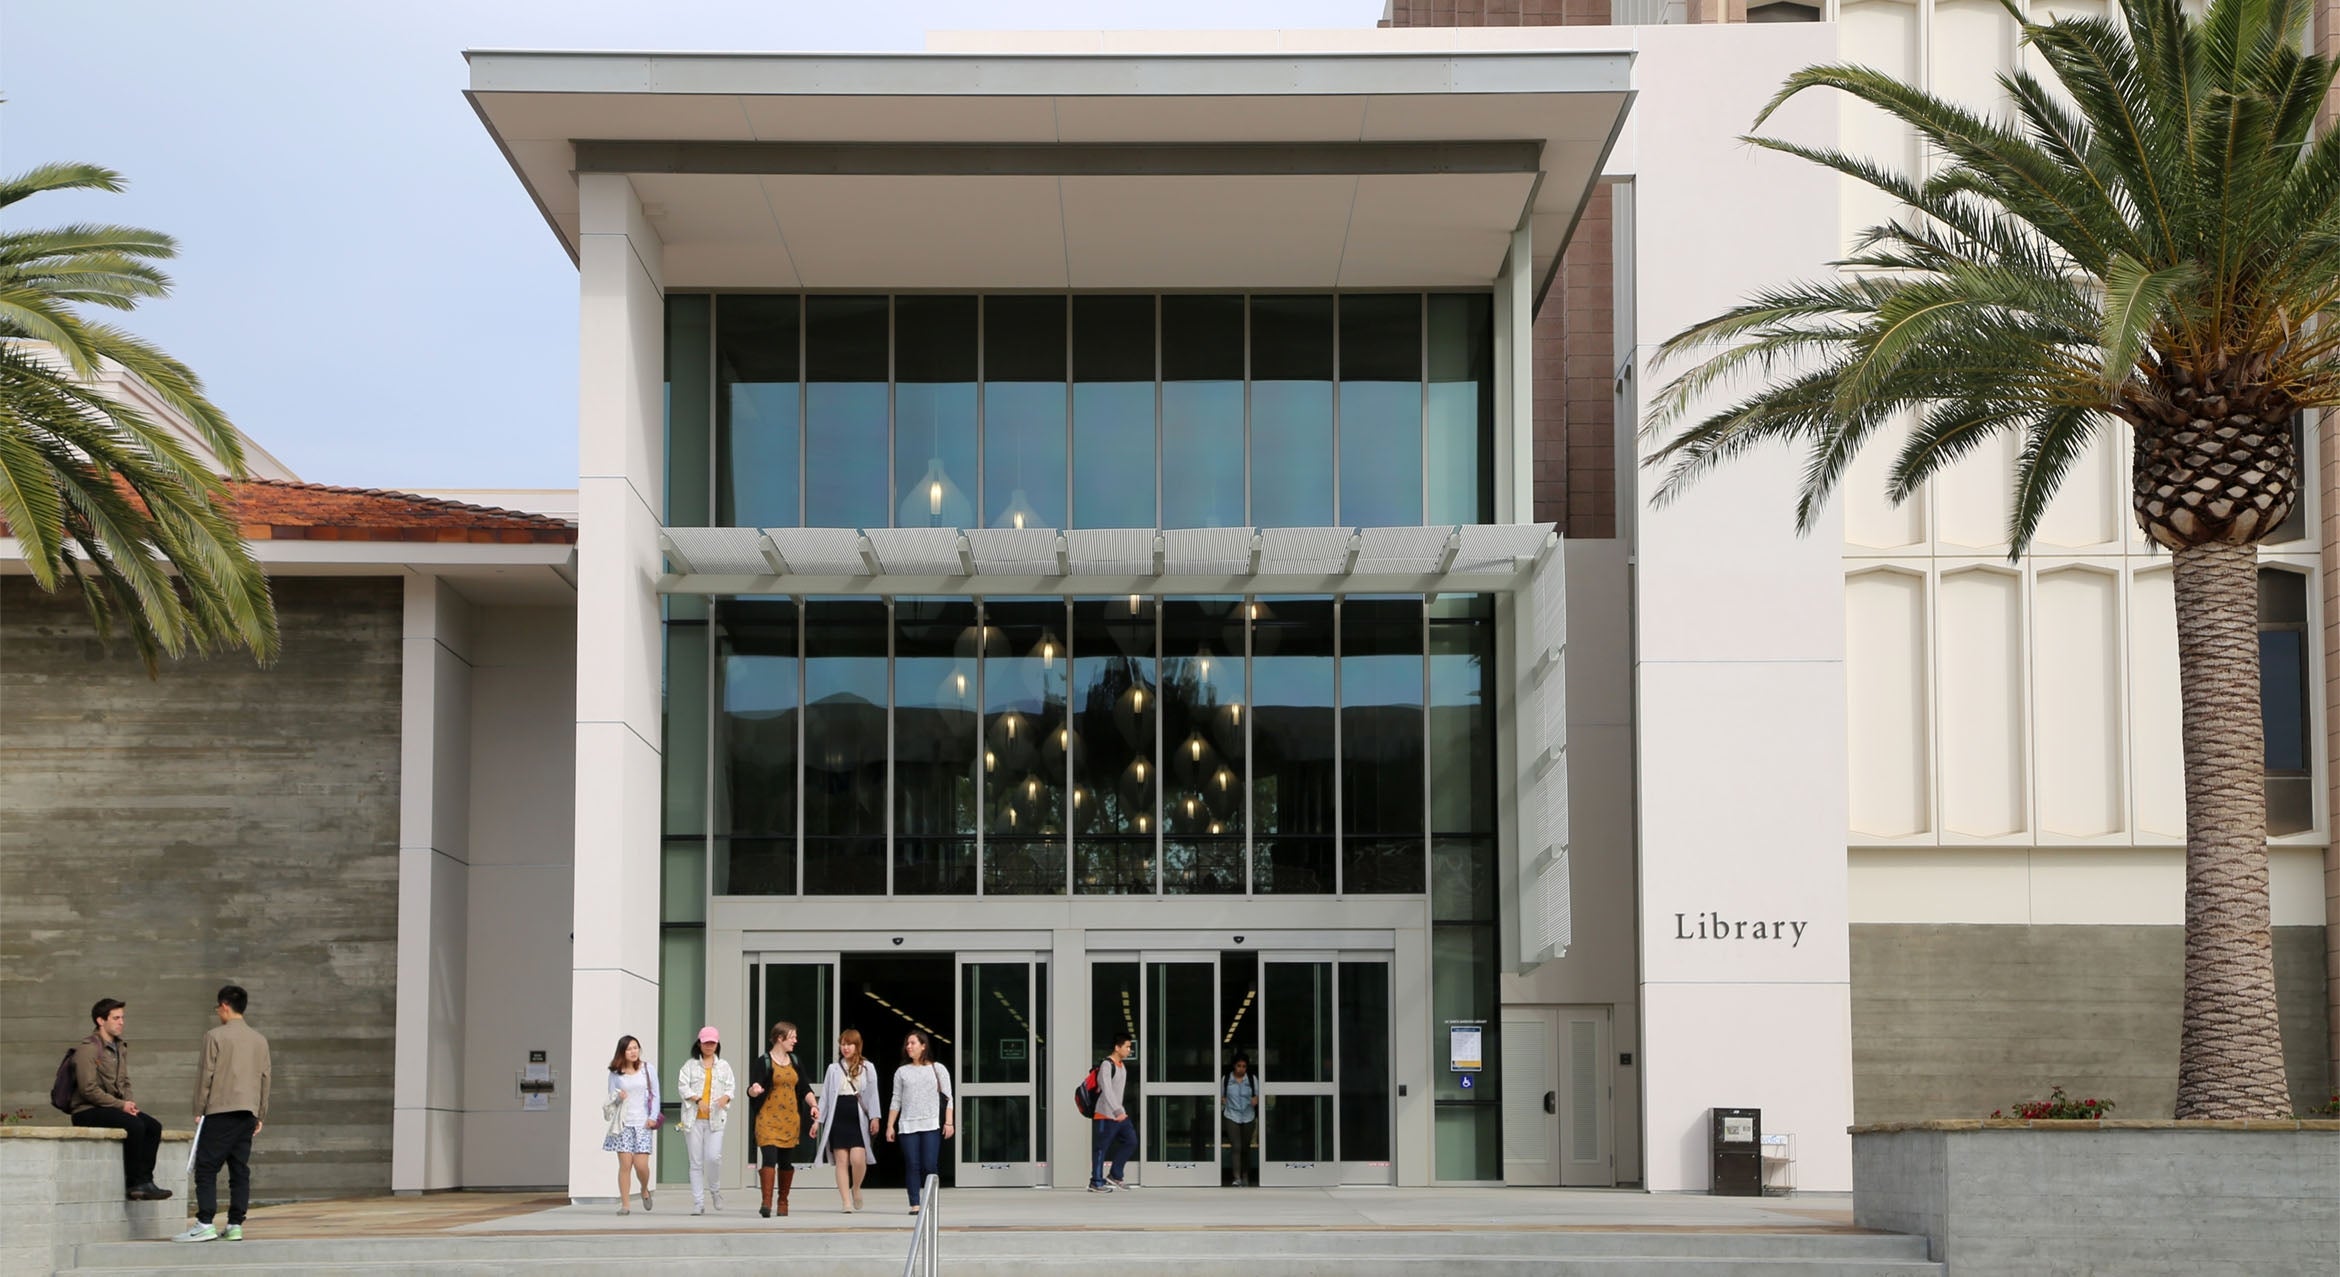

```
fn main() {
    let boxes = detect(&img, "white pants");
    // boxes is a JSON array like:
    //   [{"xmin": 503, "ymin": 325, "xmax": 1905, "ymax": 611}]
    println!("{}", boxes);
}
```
[{"xmin": 686, "ymin": 1125, "xmax": 726, "ymax": 1208}]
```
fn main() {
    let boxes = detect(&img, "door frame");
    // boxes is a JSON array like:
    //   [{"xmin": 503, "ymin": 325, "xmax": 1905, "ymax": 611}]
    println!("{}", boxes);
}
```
[{"xmin": 953, "ymin": 951, "xmax": 1050, "ymax": 1187}]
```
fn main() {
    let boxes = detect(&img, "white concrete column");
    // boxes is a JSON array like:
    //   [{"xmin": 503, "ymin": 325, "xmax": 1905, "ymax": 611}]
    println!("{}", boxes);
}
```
[
  {"xmin": 1493, "ymin": 218, "xmax": 1534, "ymax": 526},
  {"xmin": 395, "ymin": 575, "xmax": 476, "ymax": 1191},
  {"xmin": 1624, "ymin": 24, "xmax": 1850, "ymax": 1193},
  {"xmin": 1049, "ymin": 928, "xmax": 1089, "ymax": 1186},
  {"xmin": 568, "ymin": 172, "xmax": 668, "ymax": 1200}
]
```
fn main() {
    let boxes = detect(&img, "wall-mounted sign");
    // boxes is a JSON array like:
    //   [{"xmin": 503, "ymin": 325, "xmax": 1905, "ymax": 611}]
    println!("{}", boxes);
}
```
[
  {"xmin": 1449, "ymin": 1025, "xmax": 1483, "ymax": 1072},
  {"xmin": 1000, "ymin": 1040, "xmax": 1026, "ymax": 1061},
  {"xmin": 1673, "ymin": 912, "xmax": 1809, "ymax": 947},
  {"xmin": 524, "ymin": 1093, "xmax": 549, "ymax": 1112}
]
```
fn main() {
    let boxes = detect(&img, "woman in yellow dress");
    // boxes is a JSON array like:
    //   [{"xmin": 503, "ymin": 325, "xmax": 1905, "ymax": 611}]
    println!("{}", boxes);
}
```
[{"xmin": 746, "ymin": 1021, "xmax": 818, "ymax": 1217}]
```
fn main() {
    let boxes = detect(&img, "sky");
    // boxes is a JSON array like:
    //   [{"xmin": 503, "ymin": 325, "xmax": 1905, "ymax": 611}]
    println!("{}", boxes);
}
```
[{"xmin": 1, "ymin": 1, "xmax": 1383, "ymax": 491}]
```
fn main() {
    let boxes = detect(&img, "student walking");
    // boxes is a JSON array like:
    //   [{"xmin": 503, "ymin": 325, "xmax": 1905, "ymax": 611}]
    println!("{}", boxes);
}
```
[
  {"xmin": 815, "ymin": 1029, "xmax": 882, "ymax": 1212},
  {"xmin": 678, "ymin": 1027, "xmax": 736, "ymax": 1215},
  {"xmin": 64, "ymin": 998, "xmax": 172, "ymax": 1202},
  {"xmin": 174, "ymin": 986, "xmax": 270, "ymax": 1244},
  {"xmin": 884, "ymin": 1029, "xmax": 953, "ymax": 1215},
  {"xmin": 746, "ymin": 1020, "xmax": 819, "ymax": 1217},
  {"xmin": 1087, "ymin": 1031, "xmax": 1136, "ymax": 1192},
  {"xmin": 1221, "ymin": 1053, "xmax": 1258, "ymax": 1187},
  {"xmin": 601, "ymin": 1035, "xmax": 659, "ymax": 1214}
]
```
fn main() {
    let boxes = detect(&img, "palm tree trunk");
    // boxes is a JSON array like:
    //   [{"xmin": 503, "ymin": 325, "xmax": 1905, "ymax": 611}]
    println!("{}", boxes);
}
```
[{"xmin": 2169, "ymin": 539, "xmax": 2294, "ymax": 1118}]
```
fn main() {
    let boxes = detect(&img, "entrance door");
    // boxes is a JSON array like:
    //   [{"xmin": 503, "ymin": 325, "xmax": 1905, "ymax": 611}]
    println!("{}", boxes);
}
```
[
  {"xmin": 956, "ymin": 954, "xmax": 1048, "ymax": 1187},
  {"xmin": 1257, "ymin": 956, "xmax": 1333, "ymax": 1186},
  {"xmin": 1500, "ymin": 1006, "xmax": 1614, "ymax": 1187},
  {"xmin": 1139, "ymin": 954, "xmax": 1221, "ymax": 1186},
  {"xmin": 748, "ymin": 954, "xmax": 838, "ymax": 1193}
]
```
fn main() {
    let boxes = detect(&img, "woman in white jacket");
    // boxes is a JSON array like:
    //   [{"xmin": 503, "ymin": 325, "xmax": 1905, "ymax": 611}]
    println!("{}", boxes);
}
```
[{"xmin": 677, "ymin": 1026, "xmax": 737, "ymax": 1215}]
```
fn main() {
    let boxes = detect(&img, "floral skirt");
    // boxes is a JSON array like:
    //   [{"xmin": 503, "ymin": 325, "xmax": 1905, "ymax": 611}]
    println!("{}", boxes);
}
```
[{"xmin": 604, "ymin": 1125, "xmax": 655, "ymax": 1155}]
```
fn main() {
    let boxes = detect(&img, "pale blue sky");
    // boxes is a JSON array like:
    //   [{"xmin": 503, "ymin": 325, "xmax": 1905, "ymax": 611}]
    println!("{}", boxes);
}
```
[{"xmin": 2, "ymin": 1, "xmax": 1382, "ymax": 490}]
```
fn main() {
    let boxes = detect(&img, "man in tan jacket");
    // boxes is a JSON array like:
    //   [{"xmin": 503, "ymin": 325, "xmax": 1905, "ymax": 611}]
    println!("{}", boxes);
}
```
[{"xmin": 175, "ymin": 985, "xmax": 270, "ymax": 1244}]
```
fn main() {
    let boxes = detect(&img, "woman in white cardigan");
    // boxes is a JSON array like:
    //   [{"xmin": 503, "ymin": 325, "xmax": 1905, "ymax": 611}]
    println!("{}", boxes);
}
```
[
  {"xmin": 812, "ymin": 1028, "xmax": 883, "ymax": 1212},
  {"xmin": 677, "ymin": 1026, "xmax": 737, "ymax": 1215}
]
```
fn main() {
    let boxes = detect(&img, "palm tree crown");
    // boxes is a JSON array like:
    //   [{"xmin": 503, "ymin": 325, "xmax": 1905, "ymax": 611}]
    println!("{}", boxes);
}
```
[
  {"xmin": 1644, "ymin": 0, "xmax": 2337, "ymax": 1118},
  {"xmin": 0, "ymin": 161, "xmax": 277, "ymax": 670}
]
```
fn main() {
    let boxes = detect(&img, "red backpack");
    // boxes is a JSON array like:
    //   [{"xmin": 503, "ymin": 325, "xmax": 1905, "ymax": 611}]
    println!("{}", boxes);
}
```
[{"xmin": 1073, "ymin": 1064, "xmax": 1101, "ymax": 1118}]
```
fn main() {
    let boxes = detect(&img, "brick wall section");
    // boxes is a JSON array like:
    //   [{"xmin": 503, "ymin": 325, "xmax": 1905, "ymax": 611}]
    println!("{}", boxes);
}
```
[
  {"xmin": 1387, "ymin": 0, "xmax": 1622, "ymax": 538},
  {"xmin": 0, "ymin": 576, "xmax": 403, "ymax": 1201}
]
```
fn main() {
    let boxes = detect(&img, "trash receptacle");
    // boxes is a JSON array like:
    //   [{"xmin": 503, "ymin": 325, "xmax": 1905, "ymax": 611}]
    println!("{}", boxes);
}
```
[{"xmin": 1709, "ymin": 1108, "xmax": 1762, "ymax": 1196}]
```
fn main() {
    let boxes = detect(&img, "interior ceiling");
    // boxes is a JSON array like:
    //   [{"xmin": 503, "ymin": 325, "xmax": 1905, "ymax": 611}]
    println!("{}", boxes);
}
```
[{"xmin": 471, "ymin": 83, "xmax": 1630, "ymax": 299}]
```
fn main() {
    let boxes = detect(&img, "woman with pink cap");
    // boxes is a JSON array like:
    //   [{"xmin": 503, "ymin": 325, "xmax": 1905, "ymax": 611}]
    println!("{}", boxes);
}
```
[{"xmin": 677, "ymin": 1026, "xmax": 737, "ymax": 1215}]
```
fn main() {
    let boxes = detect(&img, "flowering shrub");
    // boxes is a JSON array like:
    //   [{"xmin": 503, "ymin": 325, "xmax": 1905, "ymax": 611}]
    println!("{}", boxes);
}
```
[
  {"xmin": 2303, "ymin": 1092, "xmax": 2340, "ymax": 1118},
  {"xmin": 1991, "ymin": 1086, "xmax": 2113, "ymax": 1120},
  {"xmin": 0, "ymin": 1108, "xmax": 33, "ymax": 1124}
]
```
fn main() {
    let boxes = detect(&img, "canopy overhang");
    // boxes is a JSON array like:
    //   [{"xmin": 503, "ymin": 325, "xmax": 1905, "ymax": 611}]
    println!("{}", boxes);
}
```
[
  {"xmin": 465, "ymin": 47, "xmax": 1634, "ymax": 309},
  {"xmin": 657, "ymin": 523, "xmax": 1555, "ymax": 596}
]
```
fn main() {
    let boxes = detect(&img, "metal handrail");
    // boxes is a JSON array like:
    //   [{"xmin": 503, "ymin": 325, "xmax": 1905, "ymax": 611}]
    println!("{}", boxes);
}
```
[{"xmin": 900, "ymin": 1174, "xmax": 940, "ymax": 1277}]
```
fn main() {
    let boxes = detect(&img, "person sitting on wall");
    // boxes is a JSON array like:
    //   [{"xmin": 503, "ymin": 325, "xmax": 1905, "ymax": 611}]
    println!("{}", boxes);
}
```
[{"xmin": 67, "ymin": 998, "xmax": 174, "ymax": 1201}]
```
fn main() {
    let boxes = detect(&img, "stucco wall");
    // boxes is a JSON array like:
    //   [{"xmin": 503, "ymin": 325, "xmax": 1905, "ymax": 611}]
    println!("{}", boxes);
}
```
[
  {"xmin": 1851, "ymin": 923, "xmax": 2334, "ymax": 1122},
  {"xmin": 0, "ymin": 575, "xmax": 402, "ymax": 1200}
]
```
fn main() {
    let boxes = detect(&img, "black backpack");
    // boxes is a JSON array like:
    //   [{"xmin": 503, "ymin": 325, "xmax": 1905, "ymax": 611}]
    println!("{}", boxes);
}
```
[
  {"xmin": 1073, "ymin": 1064, "xmax": 1100, "ymax": 1118},
  {"xmin": 50, "ymin": 1046, "xmax": 78, "ymax": 1113}
]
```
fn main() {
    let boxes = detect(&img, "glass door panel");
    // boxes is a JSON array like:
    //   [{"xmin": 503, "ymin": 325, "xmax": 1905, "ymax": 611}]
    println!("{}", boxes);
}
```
[
  {"xmin": 957, "ymin": 956, "xmax": 1043, "ymax": 1186},
  {"xmin": 1336, "ymin": 958, "xmax": 1393, "ymax": 1183},
  {"xmin": 1139, "ymin": 957, "xmax": 1219, "ymax": 1185},
  {"xmin": 747, "ymin": 956, "xmax": 836, "ymax": 1194},
  {"xmin": 1259, "ymin": 957, "xmax": 1337, "ymax": 1185}
]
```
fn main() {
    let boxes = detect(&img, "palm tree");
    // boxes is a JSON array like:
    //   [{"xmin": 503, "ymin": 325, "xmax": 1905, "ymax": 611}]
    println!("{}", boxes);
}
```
[
  {"xmin": 1645, "ymin": 0, "xmax": 2339, "ymax": 1118},
  {"xmin": 0, "ymin": 161, "xmax": 276, "ymax": 671}
]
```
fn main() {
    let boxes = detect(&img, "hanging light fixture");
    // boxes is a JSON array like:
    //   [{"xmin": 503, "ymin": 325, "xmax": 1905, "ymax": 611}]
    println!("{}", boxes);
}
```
[
  {"xmin": 997, "ymin": 487, "xmax": 1041, "ymax": 531},
  {"xmin": 900, "ymin": 457, "xmax": 972, "ymax": 528}
]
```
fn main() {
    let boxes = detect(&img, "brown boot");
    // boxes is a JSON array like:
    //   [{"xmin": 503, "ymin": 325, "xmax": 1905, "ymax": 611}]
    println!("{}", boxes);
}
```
[
  {"xmin": 759, "ymin": 1166, "xmax": 776, "ymax": 1218},
  {"xmin": 776, "ymin": 1168, "xmax": 794, "ymax": 1217}
]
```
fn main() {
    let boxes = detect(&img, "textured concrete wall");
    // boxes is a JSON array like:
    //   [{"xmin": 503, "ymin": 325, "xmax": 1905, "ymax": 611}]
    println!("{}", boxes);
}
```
[
  {"xmin": 1854, "ymin": 1125, "xmax": 2340, "ymax": 1273},
  {"xmin": 0, "ymin": 1130, "xmax": 189, "ymax": 1274},
  {"xmin": 0, "ymin": 576, "xmax": 403, "ymax": 1200},
  {"xmin": 1851, "ymin": 923, "xmax": 2333, "ymax": 1121}
]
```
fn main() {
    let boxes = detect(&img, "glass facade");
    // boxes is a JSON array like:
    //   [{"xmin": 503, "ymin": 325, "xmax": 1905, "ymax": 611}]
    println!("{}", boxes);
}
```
[{"xmin": 670, "ymin": 292, "xmax": 1494, "ymax": 532}]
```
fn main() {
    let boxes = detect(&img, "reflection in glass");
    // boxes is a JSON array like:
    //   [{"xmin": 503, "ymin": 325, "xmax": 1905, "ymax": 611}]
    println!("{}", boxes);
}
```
[
  {"xmin": 1091, "ymin": 960, "xmax": 1140, "ymax": 1062},
  {"xmin": 1264, "ymin": 1095, "xmax": 1334, "ymax": 1164},
  {"xmin": 984, "ymin": 296, "xmax": 1068, "ymax": 530},
  {"xmin": 666, "ymin": 294, "xmax": 713, "ymax": 525},
  {"xmin": 715, "ymin": 295, "xmax": 800, "ymax": 529},
  {"xmin": 1146, "ymin": 961, "xmax": 1215, "ymax": 1082},
  {"xmin": 1338, "ymin": 295, "xmax": 1423, "ymax": 527},
  {"xmin": 962, "ymin": 963, "xmax": 1033, "ymax": 1085},
  {"xmin": 1430, "ymin": 595, "xmax": 1498, "ymax": 922},
  {"xmin": 803, "ymin": 599, "xmax": 888, "ymax": 894},
  {"xmin": 1264, "ymin": 961, "xmax": 1333, "ymax": 1082},
  {"xmin": 1161, "ymin": 295, "xmax": 1246, "ymax": 529},
  {"xmin": 1249, "ymin": 296, "xmax": 1334, "ymax": 527},
  {"xmin": 894, "ymin": 296, "xmax": 978, "ymax": 528},
  {"xmin": 1427, "ymin": 294, "xmax": 1495, "ymax": 525},
  {"xmin": 1073, "ymin": 598, "xmax": 1157, "ymax": 893},
  {"xmin": 1251, "ymin": 598, "xmax": 1335, "ymax": 892},
  {"xmin": 1073, "ymin": 295, "xmax": 1156, "ymax": 529},
  {"xmin": 965, "ymin": 1095, "xmax": 1031, "ymax": 1164},
  {"xmin": 715, "ymin": 598, "xmax": 798, "ymax": 894},
  {"xmin": 984, "ymin": 598, "xmax": 1068, "ymax": 894},
  {"xmin": 1341, "ymin": 597, "xmax": 1426, "ymax": 893},
  {"xmin": 805, "ymin": 296, "xmax": 890, "ymax": 528},
  {"xmin": 1161, "ymin": 598, "xmax": 1246, "ymax": 893},
  {"xmin": 895, "ymin": 599, "xmax": 978, "ymax": 893},
  {"xmin": 1146, "ymin": 1095, "xmax": 1218, "ymax": 1164},
  {"xmin": 1337, "ymin": 960, "xmax": 1392, "ymax": 1161}
]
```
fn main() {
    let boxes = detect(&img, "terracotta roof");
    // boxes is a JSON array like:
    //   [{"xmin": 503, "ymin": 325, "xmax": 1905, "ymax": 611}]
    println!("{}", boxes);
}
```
[{"xmin": 226, "ymin": 479, "xmax": 577, "ymax": 545}]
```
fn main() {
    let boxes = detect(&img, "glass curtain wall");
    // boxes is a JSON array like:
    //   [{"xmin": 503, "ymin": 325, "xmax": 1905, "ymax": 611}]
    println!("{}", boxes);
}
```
[
  {"xmin": 1161, "ymin": 598, "xmax": 1247, "ymax": 893},
  {"xmin": 1427, "ymin": 294, "xmax": 1496, "ymax": 526},
  {"xmin": 1248, "ymin": 297, "xmax": 1336, "ymax": 527},
  {"xmin": 984, "ymin": 599, "xmax": 1069, "ymax": 893},
  {"xmin": 1072, "ymin": 597, "xmax": 1158, "ymax": 893},
  {"xmin": 1161, "ymin": 296, "xmax": 1246, "ymax": 529},
  {"xmin": 984, "ymin": 298, "xmax": 1069, "ymax": 530},
  {"xmin": 1429, "ymin": 595, "xmax": 1501, "ymax": 1178},
  {"xmin": 1250, "ymin": 597, "xmax": 1337, "ymax": 891},
  {"xmin": 1073, "ymin": 296, "xmax": 1156, "ymax": 529},
  {"xmin": 662, "ymin": 300, "xmax": 714, "ymax": 1182},
  {"xmin": 713, "ymin": 599, "xmax": 799, "ymax": 895},
  {"xmin": 1338, "ymin": 296, "xmax": 1424, "ymax": 527},
  {"xmin": 894, "ymin": 297, "xmax": 979, "ymax": 529},
  {"xmin": 715, "ymin": 295, "xmax": 801, "ymax": 529},
  {"xmin": 802, "ymin": 599, "xmax": 888, "ymax": 894},
  {"xmin": 895, "ymin": 598, "xmax": 979, "ymax": 892},
  {"xmin": 804, "ymin": 296, "xmax": 890, "ymax": 529},
  {"xmin": 1341, "ymin": 597, "xmax": 1427, "ymax": 893}
]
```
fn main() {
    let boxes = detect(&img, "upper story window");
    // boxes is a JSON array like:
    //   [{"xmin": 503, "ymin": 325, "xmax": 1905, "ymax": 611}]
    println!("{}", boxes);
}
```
[
  {"xmin": 2258, "ymin": 567, "xmax": 2313, "ymax": 836},
  {"xmin": 664, "ymin": 293, "xmax": 1497, "ymax": 533}
]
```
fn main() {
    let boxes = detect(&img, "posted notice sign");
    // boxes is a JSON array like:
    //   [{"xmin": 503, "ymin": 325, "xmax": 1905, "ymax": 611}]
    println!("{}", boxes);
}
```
[{"xmin": 1449, "ymin": 1024, "xmax": 1483, "ymax": 1072}]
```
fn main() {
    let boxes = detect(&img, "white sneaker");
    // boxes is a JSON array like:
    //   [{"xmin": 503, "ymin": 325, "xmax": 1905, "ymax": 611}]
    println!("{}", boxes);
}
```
[
  {"xmin": 711, "ymin": 1190, "xmax": 725, "ymax": 1212},
  {"xmin": 173, "ymin": 1224, "xmax": 219, "ymax": 1244},
  {"xmin": 691, "ymin": 1203, "xmax": 705, "ymax": 1216}
]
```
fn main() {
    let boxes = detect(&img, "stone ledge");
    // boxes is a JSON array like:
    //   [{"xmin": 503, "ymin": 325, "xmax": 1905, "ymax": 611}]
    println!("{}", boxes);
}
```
[
  {"xmin": 0, "ymin": 1126, "xmax": 197, "ymax": 1142},
  {"xmin": 1848, "ymin": 1118, "xmax": 2340, "ymax": 1134}
]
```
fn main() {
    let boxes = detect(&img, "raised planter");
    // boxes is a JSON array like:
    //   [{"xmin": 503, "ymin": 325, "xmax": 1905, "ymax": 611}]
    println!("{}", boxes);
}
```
[
  {"xmin": 1852, "ymin": 1119, "xmax": 2340, "ymax": 1275},
  {"xmin": 0, "ymin": 1125, "xmax": 193, "ymax": 1275}
]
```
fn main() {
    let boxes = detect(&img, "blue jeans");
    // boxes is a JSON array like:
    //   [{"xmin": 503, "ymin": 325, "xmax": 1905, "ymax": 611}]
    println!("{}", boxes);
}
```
[
  {"xmin": 900, "ymin": 1128, "xmax": 942, "ymax": 1207},
  {"xmin": 1090, "ymin": 1117, "xmax": 1136, "ymax": 1187}
]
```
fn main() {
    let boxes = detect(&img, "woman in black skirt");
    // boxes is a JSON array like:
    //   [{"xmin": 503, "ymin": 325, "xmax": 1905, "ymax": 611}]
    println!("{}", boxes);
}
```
[{"xmin": 813, "ymin": 1028, "xmax": 883, "ymax": 1212}]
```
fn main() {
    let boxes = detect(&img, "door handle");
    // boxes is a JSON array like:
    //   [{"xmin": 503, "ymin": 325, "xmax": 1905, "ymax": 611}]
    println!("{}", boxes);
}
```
[{"xmin": 1543, "ymin": 1091, "xmax": 1557, "ymax": 1115}]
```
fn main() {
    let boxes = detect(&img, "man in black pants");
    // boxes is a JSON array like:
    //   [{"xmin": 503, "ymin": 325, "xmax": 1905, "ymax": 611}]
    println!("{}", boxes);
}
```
[
  {"xmin": 176, "ymin": 985, "xmax": 271, "ymax": 1244},
  {"xmin": 67, "ymin": 999, "xmax": 172, "ymax": 1201}
]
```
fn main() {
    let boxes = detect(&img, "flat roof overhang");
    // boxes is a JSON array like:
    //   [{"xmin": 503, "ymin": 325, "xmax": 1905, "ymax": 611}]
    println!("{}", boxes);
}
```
[{"xmin": 464, "ymin": 48, "xmax": 1635, "ymax": 308}]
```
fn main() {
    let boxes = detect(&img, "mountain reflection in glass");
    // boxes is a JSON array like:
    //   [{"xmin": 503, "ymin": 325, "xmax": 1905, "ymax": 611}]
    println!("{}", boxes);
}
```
[
  {"xmin": 802, "ymin": 599, "xmax": 888, "ymax": 894},
  {"xmin": 894, "ymin": 598, "xmax": 978, "ymax": 893},
  {"xmin": 984, "ymin": 598, "xmax": 1068, "ymax": 894},
  {"xmin": 715, "ymin": 598, "xmax": 799, "ymax": 895},
  {"xmin": 1072, "ymin": 597, "xmax": 1157, "ymax": 893}
]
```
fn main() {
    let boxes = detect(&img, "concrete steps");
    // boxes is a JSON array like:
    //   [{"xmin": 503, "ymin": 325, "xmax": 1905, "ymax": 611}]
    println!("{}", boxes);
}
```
[{"xmin": 64, "ymin": 1228, "xmax": 1944, "ymax": 1275}]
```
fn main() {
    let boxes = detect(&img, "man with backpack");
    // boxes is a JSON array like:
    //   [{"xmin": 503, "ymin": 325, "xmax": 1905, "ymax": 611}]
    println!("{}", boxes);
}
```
[
  {"xmin": 60, "ymin": 998, "xmax": 172, "ymax": 1201},
  {"xmin": 1085, "ymin": 1030, "xmax": 1136, "ymax": 1192}
]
